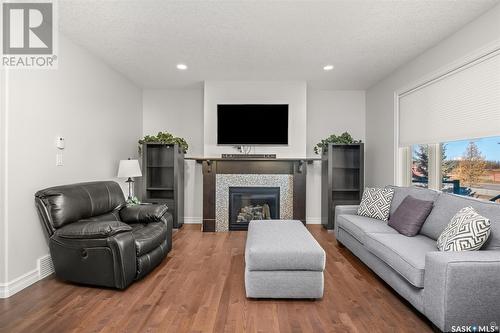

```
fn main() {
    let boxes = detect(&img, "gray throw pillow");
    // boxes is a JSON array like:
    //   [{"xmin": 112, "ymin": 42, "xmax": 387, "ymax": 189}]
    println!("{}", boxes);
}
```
[
  {"xmin": 437, "ymin": 206, "xmax": 491, "ymax": 251},
  {"xmin": 388, "ymin": 195, "xmax": 434, "ymax": 236}
]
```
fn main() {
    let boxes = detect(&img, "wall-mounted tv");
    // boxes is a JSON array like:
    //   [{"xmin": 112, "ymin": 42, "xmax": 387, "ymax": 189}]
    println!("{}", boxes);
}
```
[{"xmin": 217, "ymin": 104, "xmax": 289, "ymax": 145}]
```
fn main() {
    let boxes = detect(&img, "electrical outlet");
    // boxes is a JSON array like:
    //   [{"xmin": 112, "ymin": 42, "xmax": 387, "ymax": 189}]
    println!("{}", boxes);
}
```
[{"xmin": 56, "ymin": 153, "xmax": 63, "ymax": 166}]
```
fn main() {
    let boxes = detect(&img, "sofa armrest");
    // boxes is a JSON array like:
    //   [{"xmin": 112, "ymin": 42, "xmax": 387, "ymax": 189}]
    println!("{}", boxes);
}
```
[
  {"xmin": 424, "ymin": 251, "xmax": 500, "ymax": 332},
  {"xmin": 119, "ymin": 204, "xmax": 168, "ymax": 223},
  {"xmin": 54, "ymin": 220, "xmax": 132, "ymax": 239},
  {"xmin": 334, "ymin": 205, "xmax": 359, "ymax": 236}
]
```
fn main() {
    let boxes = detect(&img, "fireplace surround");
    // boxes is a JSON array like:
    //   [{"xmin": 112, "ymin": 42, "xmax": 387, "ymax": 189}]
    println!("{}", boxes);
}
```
[
  {"xmin": 188, "ymin": 158, "xmax": 315, "ymax": 232},
  {"xmin": 216, "ymin": 174, "xmax": 293, "ymax": 231}
]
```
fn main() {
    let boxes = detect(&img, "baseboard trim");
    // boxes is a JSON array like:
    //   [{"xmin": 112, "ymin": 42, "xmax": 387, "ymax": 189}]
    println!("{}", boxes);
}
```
[
  {"xmin": 184, "ymin": 217, "xmax": 202, "ymax": 224},
  {"xmin": 0, "ymin": 268, "xmax": 39, "ymax": 298},
  {"xmin": 306, "ymin": 217, "xmax": 321, "ymax": 224},
  {"xmin": 185, "ymin": 217, "xmax": 321, "ymax": 224},
  {"xmin": 0, "ymin": 254, "xmax": 55, "ymax": 299}
]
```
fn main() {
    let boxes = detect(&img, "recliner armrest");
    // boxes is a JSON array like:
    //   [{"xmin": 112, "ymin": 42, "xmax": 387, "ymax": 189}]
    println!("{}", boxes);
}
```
[
  {"xmin": 424, "ymin": 251, "xmax": 500, "ymax": 331},
  {"xmin": 119, "ymin": 204, "xmax": 168, "ymax": 223},
  {"xmin": 54, "ymin": 220, "xmax": 132, "ymax": 239}
]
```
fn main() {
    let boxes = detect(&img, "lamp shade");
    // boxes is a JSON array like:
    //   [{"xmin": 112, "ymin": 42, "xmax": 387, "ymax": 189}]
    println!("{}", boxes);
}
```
[{"xmin": 117, "ymin": 159, "xmax": 142, "ymax": 178}]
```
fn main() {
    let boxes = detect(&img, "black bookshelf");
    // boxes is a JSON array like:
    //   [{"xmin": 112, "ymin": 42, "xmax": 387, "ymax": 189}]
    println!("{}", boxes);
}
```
[
  {"xmin": 321, "ymin": 143, "xmax": 364, "ymax": 229},
  {"xmin": 140, "ymin": 143, "xmax": 184, "ymax": 228}
]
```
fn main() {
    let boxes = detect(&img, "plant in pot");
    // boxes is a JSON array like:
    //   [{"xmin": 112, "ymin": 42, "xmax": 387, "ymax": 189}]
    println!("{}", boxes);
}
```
[
  {"xmin": 314, "ymin": 132, "xmax": 362, "ymax": 155},
  {"xmin": 126, "ymin": 196, "xmax": 141, "ymax": 206},
  {"xmin": 138, "ymin": 131, "xmax": 189, "ymax": 154}
]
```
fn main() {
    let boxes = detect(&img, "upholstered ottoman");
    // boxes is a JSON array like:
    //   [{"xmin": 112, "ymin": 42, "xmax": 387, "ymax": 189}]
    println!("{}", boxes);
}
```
[{"xmin": 245, "ymin": 220, "xmax": 326, "ymax": 299}]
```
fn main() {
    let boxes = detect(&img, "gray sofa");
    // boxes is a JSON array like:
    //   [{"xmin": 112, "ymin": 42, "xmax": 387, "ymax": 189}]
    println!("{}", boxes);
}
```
[{"xmin": 335, "ymin": 186, "xmax": 500, "ymax": 332}]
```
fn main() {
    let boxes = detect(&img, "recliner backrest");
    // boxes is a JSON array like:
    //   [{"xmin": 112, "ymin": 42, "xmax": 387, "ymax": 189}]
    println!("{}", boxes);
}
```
[{"xmin": 35, "ymin": 181, "xmax": 126, "ymax": 234}]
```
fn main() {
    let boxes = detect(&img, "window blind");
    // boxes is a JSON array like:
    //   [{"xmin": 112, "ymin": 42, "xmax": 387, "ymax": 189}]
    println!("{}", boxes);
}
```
[{"xmin": 398, "ymin": 50, "xmax": 500, "ymax": 146}]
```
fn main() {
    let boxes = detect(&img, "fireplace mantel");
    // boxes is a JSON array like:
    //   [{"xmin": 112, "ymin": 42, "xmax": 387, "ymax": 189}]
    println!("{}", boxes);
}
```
[
  {"xmin": 189, "ymin": 158, "xmax": 314, "ymax": 232},
  {"xmin": 186, "ymin": 157, "xmax": 320, "ymax": 162}
]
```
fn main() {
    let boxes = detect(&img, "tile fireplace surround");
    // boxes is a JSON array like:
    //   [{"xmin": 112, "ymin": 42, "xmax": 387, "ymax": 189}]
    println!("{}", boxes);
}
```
[
  {"xmin": 215, "ymin": 174, "xmax": 293, "ymax": 231},
  {"xmin": 189, "ymin": 158, "xmax": 311, "ymax": 232}
]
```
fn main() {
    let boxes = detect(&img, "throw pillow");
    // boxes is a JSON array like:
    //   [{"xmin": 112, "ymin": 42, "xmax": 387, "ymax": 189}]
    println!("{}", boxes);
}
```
[
  {"xmin": 388, "ymin": 195, "xmax": 434, "ymax": 236},
  {"xmin": 357, "ymin": 187, "xmax": 394, "ymax": 221},
  {"xmin": 437, "ymin": 206, "xmax": 491, "ymax": 251}
]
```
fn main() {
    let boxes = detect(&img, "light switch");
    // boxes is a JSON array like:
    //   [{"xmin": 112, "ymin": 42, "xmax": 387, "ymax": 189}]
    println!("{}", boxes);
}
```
[{"xmin": 56, "ymin": 153, "xmax": 63, "ymax": 166}]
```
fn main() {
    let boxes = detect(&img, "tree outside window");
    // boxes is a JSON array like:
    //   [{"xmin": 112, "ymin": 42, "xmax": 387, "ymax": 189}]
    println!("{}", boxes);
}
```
[
  {"xmin": 440, "ymin": 136, "xmax": 500, "ymax": 202},
  {"xmin": 412, "ymin": 144, "xmax": 429, "ymax": 188}
]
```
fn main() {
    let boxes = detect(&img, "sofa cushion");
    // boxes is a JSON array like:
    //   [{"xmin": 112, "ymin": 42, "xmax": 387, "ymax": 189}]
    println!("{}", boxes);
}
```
[
  {"xmin": 245, "ymin": 220, "xmax": 325, "ymax": 271},
  {"xmin": 364, "ymin": 233, "xmax": 438, "ymax": 288},
  {"xmin": 437, "ymin": 207, "xmax": 491, "ymax": 251},
  {"xmin": 387, "ymin": 185, "xmax": 439, "ymax": 216},
  {"xmin": 337, "ymin": 214, "xmax": 397, "ymax": 244},
  {"xmin": 131, "ymin": 222, "xmax": 168, "ymax": 256},
  {"xmin": 421, "ymin": 193, "xmax": 500, "ymax": 250},
  {"xmin": 79, "ymin": 210, "xmax": 121, "ymax": 222},
  {"xmin": 357, "ymin": 187, "xmax": 394, "ymax": 221},
  {"xmin": 54, "ymin": 220, "xmax": 131, "ymax": 239},
  {"xmin": 388, "ymin": 195, "xmax": 434, "ymax": 236}
]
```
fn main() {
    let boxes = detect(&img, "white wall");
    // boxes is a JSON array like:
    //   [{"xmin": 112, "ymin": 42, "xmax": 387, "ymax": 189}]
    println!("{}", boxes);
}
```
[
  {"xmin": 0, "ymin": 34, "xmax": 142, "ymax": 294},
  {"xmin": 0, "ymin": 69, "xmax": 7, "ymax": 285},
  {"xmin": 203, "ymin": 81, "xmax": 307, "ymax": 157},
  {"xmin": 141, "ymin": 86, "xmax": 366, "ymax": 224},
  {"xmin": 306, "ymin": 90, "xmax": 366, "ymax": 222},
  {"xmin": 366, "ymin": 4, "xmax": 500, "ymax": 187},
  {"xmin": 142, "ymin": 89, "xmax": 204, "ymax": 223}
]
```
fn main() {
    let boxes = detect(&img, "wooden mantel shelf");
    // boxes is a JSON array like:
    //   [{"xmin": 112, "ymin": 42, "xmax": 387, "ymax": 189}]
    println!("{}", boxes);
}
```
[{"xmin": 185, "ymin": 156, "xmax": 321, "ymax": 163}]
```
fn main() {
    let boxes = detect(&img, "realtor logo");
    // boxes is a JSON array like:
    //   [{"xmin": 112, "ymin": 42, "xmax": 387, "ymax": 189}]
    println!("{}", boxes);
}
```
[{"xmin": 1, "ymin": 0, "xmax": 58, "ymax": 68}]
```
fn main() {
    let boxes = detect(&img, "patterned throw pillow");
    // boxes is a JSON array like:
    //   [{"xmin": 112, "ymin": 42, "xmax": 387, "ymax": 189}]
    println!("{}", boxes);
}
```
[
  {"xmin": 357, "ymin": 187, "xmax": 395, "ymax": 221},
  {"xmin": 437, "ymin": 206, "xmax": 491, "ymax": 251}
]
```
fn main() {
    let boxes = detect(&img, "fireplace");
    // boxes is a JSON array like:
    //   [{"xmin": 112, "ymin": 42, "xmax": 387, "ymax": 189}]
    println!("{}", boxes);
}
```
[{"xmin": 229, "ymin": 187, "xmax": 280, "ymax": 231}]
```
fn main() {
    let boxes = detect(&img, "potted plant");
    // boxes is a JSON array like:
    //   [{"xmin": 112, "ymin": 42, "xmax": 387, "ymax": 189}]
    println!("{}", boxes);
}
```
[
  {"xmin": 313, "ymin": 132, "xmax": 362, "ymax": 155},
  {"xmin": 138, "ymin": 131, "xmax": 189, "ymax": 154}
]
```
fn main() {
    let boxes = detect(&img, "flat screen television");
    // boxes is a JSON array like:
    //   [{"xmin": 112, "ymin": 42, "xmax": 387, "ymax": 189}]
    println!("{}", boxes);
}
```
[{"xmin": 217, "ymin": 104, "xmax": 289, "ymax": 145}]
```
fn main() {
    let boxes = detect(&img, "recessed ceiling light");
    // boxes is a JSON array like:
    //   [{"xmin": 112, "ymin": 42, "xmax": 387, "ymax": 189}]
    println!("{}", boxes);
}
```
[
  {"xmin": 323, "ymin": 65, "xmax": 334, "ymax": 71},
  {"xmin": 176, "ymin": 63, "xmax": 188, "ymax": 70}
]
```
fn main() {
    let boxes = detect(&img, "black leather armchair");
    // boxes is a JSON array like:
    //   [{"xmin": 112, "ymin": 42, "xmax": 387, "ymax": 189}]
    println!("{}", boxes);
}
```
[{"xmin": 35, "ymin": 181, "xmax": 173, "ymax": 289}]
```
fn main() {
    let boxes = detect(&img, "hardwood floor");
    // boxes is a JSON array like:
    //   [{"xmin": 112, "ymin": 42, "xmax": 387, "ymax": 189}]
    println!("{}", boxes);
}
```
[{"xmin": 0, "ymin": 225, "xmax": 434, "ymax": 333}]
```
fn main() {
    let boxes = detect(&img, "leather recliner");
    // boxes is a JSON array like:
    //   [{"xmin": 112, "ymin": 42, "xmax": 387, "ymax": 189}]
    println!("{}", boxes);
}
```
[{"xmin": 35, "ymin": 181, "xmax": 173, "ymax": 289}]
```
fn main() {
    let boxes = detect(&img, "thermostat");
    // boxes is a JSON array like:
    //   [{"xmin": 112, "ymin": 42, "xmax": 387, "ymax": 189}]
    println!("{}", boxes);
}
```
[{"xmin": 56, "ymin": 136, "xmax": 65, "ymax": 149}]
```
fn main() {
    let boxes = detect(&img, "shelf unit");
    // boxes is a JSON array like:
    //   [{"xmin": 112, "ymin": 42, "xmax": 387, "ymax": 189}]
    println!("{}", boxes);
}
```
[
  {"xmin": 139, "ymin": 143, "xmax": 184, "ymax": 228},
  {"xmin": 321, "ymin": 143, "xmax": 364, "ymax": 229}
]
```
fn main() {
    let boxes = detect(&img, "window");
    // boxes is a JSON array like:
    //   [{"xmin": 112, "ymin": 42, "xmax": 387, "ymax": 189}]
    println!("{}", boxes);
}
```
[
  {"xmin": 405, "ymin": 136, "xmax": 500, "ymax": 202},
  {"xmin": 412, "ymin": 144, "xmax": 429, "ymax": 188},
  {"xmin": 397, "ymin": 48, "xmax": 500, "ymax": 202},
  {"xmin": 441, "ymin": 136, "xmax": 500, "ymax": 202}
]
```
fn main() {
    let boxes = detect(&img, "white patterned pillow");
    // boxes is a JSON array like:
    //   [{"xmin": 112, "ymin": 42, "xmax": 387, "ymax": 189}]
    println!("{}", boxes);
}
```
[
  {"xmin": 437, "ymin": 206, "xmax": 491, "ymax": 251},
  {"xmin": 357, "ymin": 187, "xmax": 394, "ymax": 221}
]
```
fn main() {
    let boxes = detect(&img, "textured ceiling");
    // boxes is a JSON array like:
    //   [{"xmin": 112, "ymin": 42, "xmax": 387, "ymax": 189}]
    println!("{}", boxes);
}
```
[{"xmin": 59, "ymin": 0, "xmax": 499, "ymax": 89}]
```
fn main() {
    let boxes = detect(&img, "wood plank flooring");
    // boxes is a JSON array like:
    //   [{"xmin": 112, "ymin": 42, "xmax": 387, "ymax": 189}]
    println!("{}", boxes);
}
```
[{"xmin": 0, "ymin": 225, "xmax": 435, "ymax": 333}]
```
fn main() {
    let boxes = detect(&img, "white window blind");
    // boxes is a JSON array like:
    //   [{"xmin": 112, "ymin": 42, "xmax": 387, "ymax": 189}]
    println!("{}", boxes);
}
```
[{"xmin": 398, "ymin": 50, "xmax": 500, "ymax": 146}]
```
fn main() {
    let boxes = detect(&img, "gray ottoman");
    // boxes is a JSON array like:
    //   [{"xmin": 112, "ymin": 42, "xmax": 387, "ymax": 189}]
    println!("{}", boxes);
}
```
[{"xmin": 245, "ymin": 220, "xmax": 326, "ymax": 299}]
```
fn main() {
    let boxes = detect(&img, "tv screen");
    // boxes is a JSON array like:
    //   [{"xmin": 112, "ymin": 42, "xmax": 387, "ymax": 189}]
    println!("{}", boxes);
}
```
[{"xmin": 217, "ymin": 104, "xmax": 289, "ymax": 145}]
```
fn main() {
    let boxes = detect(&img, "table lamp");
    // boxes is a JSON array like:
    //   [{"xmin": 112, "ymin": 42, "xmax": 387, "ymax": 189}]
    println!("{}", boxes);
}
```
[{"xmin": 117, "ymin": 158, "xmax": 142, "ymax": 200}]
